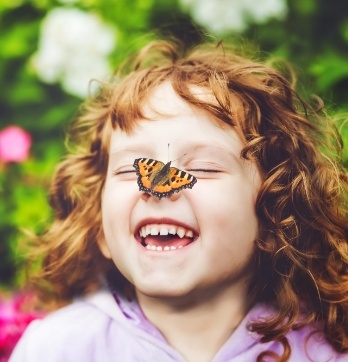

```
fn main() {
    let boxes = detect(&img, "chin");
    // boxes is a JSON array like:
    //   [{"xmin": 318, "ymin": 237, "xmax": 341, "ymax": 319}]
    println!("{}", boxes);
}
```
[{"xmin": 135, "ymin": 282, "xmax": 193, "ymax": 300}]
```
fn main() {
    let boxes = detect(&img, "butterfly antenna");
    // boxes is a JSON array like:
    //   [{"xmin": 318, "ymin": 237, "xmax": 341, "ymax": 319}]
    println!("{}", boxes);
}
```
[
  {"xmin": 168, "ymin": 143, "xmax": 187, "ymax": 163},
  {"xmin": 172, "ymin": 153, "xmax": 187, "ymax": 163}
]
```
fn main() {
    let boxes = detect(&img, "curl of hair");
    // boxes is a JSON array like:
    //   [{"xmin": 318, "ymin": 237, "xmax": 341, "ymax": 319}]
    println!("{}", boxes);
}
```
[{"xmin": 29, "ymin": 40, "xmax": 348, "ymax": 360}]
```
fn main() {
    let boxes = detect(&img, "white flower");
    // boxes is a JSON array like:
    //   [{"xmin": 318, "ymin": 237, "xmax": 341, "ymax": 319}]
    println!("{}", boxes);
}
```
[
  {"xmin": 33, "ymin": 7, "xmax": 116, "ymax": 98},
  {"xmin": 179, "ymin": 0, "xmax": 287, "ymax": 33}
]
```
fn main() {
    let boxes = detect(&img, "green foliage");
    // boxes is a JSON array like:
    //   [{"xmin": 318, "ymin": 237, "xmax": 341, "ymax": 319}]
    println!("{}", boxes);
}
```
[{"xmin": 1, "ymin": 0, "xmax": 348, "ymax": 288}]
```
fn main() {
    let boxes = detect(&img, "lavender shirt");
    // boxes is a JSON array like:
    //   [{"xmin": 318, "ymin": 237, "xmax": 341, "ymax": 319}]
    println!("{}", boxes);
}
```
[{"xmin": 9, "ymin": 290, "xmax": 347, "ymax": 361}]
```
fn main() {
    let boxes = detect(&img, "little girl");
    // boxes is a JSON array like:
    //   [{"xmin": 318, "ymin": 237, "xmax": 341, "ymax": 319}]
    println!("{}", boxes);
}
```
[{"xmin": 10, "ymin": 40, "xmax": 348, "ymax": 361}]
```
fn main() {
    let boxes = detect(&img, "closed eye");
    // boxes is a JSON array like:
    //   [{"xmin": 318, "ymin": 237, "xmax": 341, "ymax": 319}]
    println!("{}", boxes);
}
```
[
  {"xmin": 112, "ymin": 168, "xmax": 138, "ymax": 181},
  {"xmin": 187, "ymin": 168, "xmax": 222, "ymax": 173},
  {"xmin": 113, "ymin": 169, "xmax": 136, "ymax": 175}
]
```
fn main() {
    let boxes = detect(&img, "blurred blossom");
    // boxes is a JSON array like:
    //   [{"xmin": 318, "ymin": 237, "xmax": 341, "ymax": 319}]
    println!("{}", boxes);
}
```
[
  {"xmin": 0, "ymin": 126, "xmax": 32, "ymax": 163},
  {"xmin": 179, "ymin": 0, "xmax": 287, "ymax": 33},
  {"xmin": 33, "ymin": 7, "xmax": 116, "ymax": 98},
  {"xmin": 0, "ymin": 293, "xmax": 44, "ymax": 361}
]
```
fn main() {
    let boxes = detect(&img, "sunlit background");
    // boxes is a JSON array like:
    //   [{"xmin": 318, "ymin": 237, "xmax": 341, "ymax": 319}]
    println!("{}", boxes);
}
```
[{"xmin": 1, "ymin": 0, "xmax": 348, "ymax": 293}]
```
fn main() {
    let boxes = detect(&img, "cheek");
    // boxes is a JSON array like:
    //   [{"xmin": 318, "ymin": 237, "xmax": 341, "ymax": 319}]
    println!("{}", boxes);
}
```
[
  {"xmin": 194, "ymin": 180, "xmax": 259, "ymax": 243},
  {"xmin": 101, "ymin": 185, "xmax": 128, "ymax": 243},
  {"xmin": 102, "ymin": 181, "xmax": 136, "ymax": 217},
  {"xmin": 97, "ymin": 234, "xmax": 112, "ymax": 259}
]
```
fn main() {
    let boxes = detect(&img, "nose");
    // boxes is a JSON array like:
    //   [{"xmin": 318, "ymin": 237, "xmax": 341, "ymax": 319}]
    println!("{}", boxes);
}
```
[
  {"xmin": 140, "ymin": 192, "xmax": 151, "ymax": 201},
  {"xmin": 140, "ymin": 190, "xmax": 181, "ymax": 202}
]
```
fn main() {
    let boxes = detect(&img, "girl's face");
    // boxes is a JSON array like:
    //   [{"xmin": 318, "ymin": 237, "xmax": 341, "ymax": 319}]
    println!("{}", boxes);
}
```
[{"xmin": 100, "ymin": 82, "xmax": 262, "ymax": 303}]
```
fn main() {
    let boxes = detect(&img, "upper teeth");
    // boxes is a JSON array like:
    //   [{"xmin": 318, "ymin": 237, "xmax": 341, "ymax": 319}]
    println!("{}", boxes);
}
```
[{"xmin": 139, "ymin": 224, "xmax": 194, "ymax": 239}]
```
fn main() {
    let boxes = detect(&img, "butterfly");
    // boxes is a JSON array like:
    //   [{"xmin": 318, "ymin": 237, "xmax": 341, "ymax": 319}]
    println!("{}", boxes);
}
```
[{"xmin": 133, "ymin": 158, "xmax": 197, "ymax": 199}]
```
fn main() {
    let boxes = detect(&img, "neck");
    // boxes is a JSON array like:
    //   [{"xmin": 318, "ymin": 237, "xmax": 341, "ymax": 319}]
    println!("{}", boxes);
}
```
[{"xmin": 136, "ymin": 286, "xmax": 252, "ymax": 362}]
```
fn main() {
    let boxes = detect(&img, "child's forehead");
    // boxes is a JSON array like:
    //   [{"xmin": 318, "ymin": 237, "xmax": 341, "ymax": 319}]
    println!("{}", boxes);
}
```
[
  {"xmin": 109, "ymin": 116, "xmax": 245, "ymax": 163},
  {"xmin": 109, "ymin": 81, "xmax": 248, "ymax": 154},
  {"xmin": 140, "ymin": 81, "xmax": 215, "ymax": 118}
]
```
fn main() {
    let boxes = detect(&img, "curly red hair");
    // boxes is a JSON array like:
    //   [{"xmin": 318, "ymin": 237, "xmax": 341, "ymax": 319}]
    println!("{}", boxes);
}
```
[{"xmin": 30, "ymin": 40, "xmax": 348, "ymax": 361}]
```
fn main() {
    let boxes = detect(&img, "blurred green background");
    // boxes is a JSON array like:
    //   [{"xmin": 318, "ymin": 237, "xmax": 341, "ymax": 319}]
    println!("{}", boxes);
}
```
[{"xmin": 1, "ymin": 0, "xmax": 348, "ymax": 290}]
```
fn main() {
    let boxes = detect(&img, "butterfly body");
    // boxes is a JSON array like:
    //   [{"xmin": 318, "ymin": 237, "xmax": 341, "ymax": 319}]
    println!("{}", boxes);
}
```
[
  {"xmin": 133, "ymin": 158, "xmax": 197, "ymax": 199},
  {"xmin": 149, "ymin": 161, "xmax": 172, "ymax": 189}
]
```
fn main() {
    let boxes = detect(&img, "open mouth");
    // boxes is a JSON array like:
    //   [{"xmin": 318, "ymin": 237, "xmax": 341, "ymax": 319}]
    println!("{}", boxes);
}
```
[{"xmin": 136, "ymin": 223, "xmax": 196, "ymax": 251}]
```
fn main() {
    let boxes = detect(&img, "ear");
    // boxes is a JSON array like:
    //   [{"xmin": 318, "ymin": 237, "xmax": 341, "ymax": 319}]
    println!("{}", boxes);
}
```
[{"xmin": 97, "ymin": 230, "xmax": 112, "ymax": 259}]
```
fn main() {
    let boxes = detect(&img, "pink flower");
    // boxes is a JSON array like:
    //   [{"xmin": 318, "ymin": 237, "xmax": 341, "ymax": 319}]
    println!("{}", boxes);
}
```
[
  {"xmin": 0, "ymin": 293, "xmax": 44, "ymax": 361},
  {"xmin": 0, "ymin": 126, "xmax": 32, "ymax": 163}
]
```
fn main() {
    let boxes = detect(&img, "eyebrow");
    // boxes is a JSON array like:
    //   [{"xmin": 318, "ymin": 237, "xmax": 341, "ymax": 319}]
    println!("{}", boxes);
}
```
[
  {"xmin": 109, "ymin": 145, "xmax": 153, "ymax": 158},
  {"xmin": 109, "ymin": 142, "xmax": 240, "ymax": 163},
  {"xmin": 183, "ymin": 143, "xmax": 240, "ymax": 159},
  {"xmin": 186, "ymin": 143, "xmax": 232, "ymax": 153}
]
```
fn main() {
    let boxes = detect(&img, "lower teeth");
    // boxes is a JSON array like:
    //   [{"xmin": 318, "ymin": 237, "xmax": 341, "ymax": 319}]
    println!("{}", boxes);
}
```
[{"xmin": 145, "ymin": 245, "xmax": 183, "ymax": 251}]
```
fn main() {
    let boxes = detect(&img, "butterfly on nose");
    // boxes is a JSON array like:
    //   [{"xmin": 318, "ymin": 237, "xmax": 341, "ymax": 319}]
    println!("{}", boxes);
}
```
[{"xmin": 133, "ymin": 158, "xmax": 197, "ymax": 199}]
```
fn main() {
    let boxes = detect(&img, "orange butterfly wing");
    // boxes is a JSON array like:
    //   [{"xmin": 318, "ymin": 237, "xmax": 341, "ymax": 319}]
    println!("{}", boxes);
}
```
[
  {"xmin": 133, "ymin": 158, "xmax": 197, "ymax": 199},
  {"xmin": 165, "ymin": 167, "xmax": 197, "ymax": 192},
  {"xmin": 133, "ymin": 158, "xmax": 165, "ymax": 192}
]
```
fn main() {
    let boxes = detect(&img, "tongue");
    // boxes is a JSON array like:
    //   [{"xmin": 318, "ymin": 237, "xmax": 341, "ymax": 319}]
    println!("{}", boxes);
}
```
[{"xmin": 145, "ymin": 235, "xmax": 192, "ymax": 248}]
